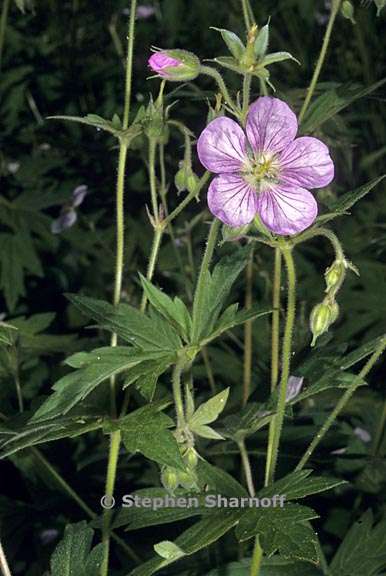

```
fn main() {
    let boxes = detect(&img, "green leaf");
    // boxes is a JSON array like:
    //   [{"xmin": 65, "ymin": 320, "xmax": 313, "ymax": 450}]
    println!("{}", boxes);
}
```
[
  {"xmin": 301, "ymin": 79, "xmax": 386, "ymax": 133},
  {"xmin": 67, "ymin": 294, "xmax": 182, "ymax": 352},
  {"xmin": 197, "ymin": 459, "xmax": 249, "ymax": 497},
  {"xmin": 260, "ymin": 51, "xmax": 300, "ymax": 66},
  {"xmin": 129, "ymin": 511, "xmax": 241, "ymax": 576},
  {"xmin": 47, "ymin": 114, "xmax": 118, "ymax": 136},
  {"xmin": 191, "ymin": 424, "xmax": 225, "ymax": 440},
  {"xmin": 340, "ymin": 333, "xmax": 386, "ymax": 369},
  {"xmin": 49, "ymin": 521, "xmax": 104, "ymax": 576},
  {"xmin": 259, "ymin": 470, "xmax": 345, "ymax": 500},
  {"xmin": 317, "ymin": 176, "xmax": 386, "ymax": 224},
  {"xmin": 205, "ymin": 557, "xmax": 322, "ymax": 575},
  {"xmin": 236, "ymin": 503, "xmax": 319, "ymax": 542},
  {"xmin": 1, "ymin": 416, "xmax": 103, "ymax": 458},
  {"xmin": 223, "ymin": 403, "xmax": 273, "ymax": 442},
  {"xmin": 189, "ymin": 388, "xmax": 229, "ymax": 427},
  {"xmin": 213, "ymin": 56, "xmax": 242, "ymax": 74},
  {"xmin": 211, "ymin": 28, "xmax": 245, "ymax": 60},
  {"xmin": 139, "ymin": 274, "xmax": 192, "ymax": 342},
  {"xmin": 202, "ymin": 305, "xmax": 271, "ymax": 345},
  {"xmin": 31, "ymin": 347, "xmax": 166, "ymax": 422},
  {"xmin": 112, "ymin": 403, "xmax": 185, "ymax": 470},
  {"xmin": 330, "ymin": 510, "xmax": 386, "ymax": 576},
  {"xmin": 154, "ymin": 541, "xmax": 185, "ymax": 560}
]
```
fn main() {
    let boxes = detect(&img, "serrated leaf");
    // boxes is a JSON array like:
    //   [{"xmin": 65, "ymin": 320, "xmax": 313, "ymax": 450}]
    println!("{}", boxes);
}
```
[
  {"xmin": 211, "ymin": 28, "xmax": 245, "ymax": 60},
  {"xmin": 236, "ymin": 504, "xmax": 319, "ymax": 543},
  {"xmin": 259, "ymin": 470, "xmax": 345, "ymax": 500},
  {"xmin": 317, "ymin": 176, "xmax": 386, "ymax": 224},
  {"xmin": 330, "ymin": 510, "xmax": 386, "ymax": 576},
  {"xmin": 300, "ymin": 79, "xmax": 386, "ymax": 133},
  {"xmin": 67, "ymin": 294, "xmax": 182, "ymax": 352},
  {"xmin": 202, "ymin": 305, "xmax": 271, "ymax": 345},
  {"xmin": 115, "ymin": 403, "xmax": 185, "ymax": 470},
  {"xmin": 31, "ymin": 347, "xmax": 167, "ymax": 422},
  {"xmin": 139, "ymin": 274, "xmax": 192, "ymax": 342},
  {"xmin": 49, "ymin": 521, "xmax": 103, "ymax": 576}
]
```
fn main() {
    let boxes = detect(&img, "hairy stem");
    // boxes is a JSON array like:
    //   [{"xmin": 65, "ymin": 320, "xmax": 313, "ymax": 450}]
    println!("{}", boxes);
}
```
[
  {"xmin": 102, "ymin": 1, "xmax": 137, "ymax": 572},
  {"xmin": 298, "ymin": 0, "xmax": 341, "ymax": 124},
  {"xmin": 242, "ymin": 74, "xmax": 252, "ymax": 125},
  {"xmin": 372, "ymin": 395, "xmax": 386, "ymax": 456},
  {"xmin": 241, "ymin": 0, "xmax": 252, "ymax": 30},
  {"xmin": 164, "ymin": 172, "xmax": 210, "ymax": 226},
  {"xmin": 264, "ymin": 248, "xmax": 282, "ymax": 486},
  {"xmin": 140, "ymin": 225, "xmax": 164, "ymax": 312},
  {"xmin": 265, "ymin": 245, "xmax": 296, "ymax": 484},
  {"xmin": 192, "ymin": 219, "xmax": 221, "ymax": 344},
  {"xmin": 243, "ymin": 251, "xmax": 254, "ymax": 406},
  {"xmin": 296, "ymin": 337, "xmax": 386, "ymax": 471},
  {"xmin": 249, "ymin": 536, "xmax": 263, "ymax": 576},
  {"xmin": 238, "ymin": 439, "xmax": 256, "ymax": 497},
  {"xmin": 173, "ymin": 358, "xmax": 187, "ymax": 431},
  {"xmin": 293, "ymin": 227, "xmax": 344, "ymax": 260},
  {"xmin": 201, "ymin": 66, "xmax": 238, "ymax": 114}
]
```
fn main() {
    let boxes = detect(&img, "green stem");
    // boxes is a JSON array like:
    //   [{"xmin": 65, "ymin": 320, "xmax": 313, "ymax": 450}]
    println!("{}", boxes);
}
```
[
  {"xmin": 0, "ymin": 0, "xmax": 10, "ymax": 71},
  {"xmin": 102, "ymin": 2, "xmax": 137, "ymax": 572},
  {"xmin": 298, "ymin": 0, "xmax": 341, "ymax": 124},
  {"xmin": 296, "ymin": 338, "xmax": 386, "ymax": 471},
  {"xmin": 238, "ymin": 439, "xmax": 255, "ymax": 496},
  {"xmin": 101, "ymin": 430, "xmax": 122, "ymax": 575},
  {"xmin": 242, "ymin": 74, "xmax": 252, "ymax": 126},
  {"xmin": 201, "ymin": 66, "xmax": 238, "ymax": 115},
  {"xmin": 202, "ymin": 347, "xmax": 216, "ymax": 394},
  {"xmin": 264, "ymin": 248, "xmax": 282, "ymax": 487},
  {"xmin": 243, "ymin": 251, "xmax": 254, "ymax": 407},
  {"xmin": 173, "ymin": 357, "xmax": 187, "ymax": 430},
  {"xmin": 140, "ymin": 226, "xmax": 164, "ymax": 312},
  {"xmin": 0, "ymin": 539, "xmax": 12, "ymax": 576},
  {"xmin": 265, "ymin": 245, "xmax": 296, "ymax": 484},
  {"xmin": 122, "ymin": 0, "xmax": 137, "ymax": 130},
  {"xmin": 148, "ymin": 138, "xmax": 159, "ymax": 223},
  {"xmin": 249, "ymin": 536, "xmax": 263, "ymax": 576},
  {"xmin": 241, "ymin": 0, "xmax": 252, "ymax": 30},
  {"xmin": 192, "ymin": 219, "xmax": 221, "ymax": 344},
  {"xmin": 164, "ymin": 172, "xmax": 210, "ymax": 226},
  {"xmin": 293, "ymin": 227, "xmax": 344, "ymax": 261}
]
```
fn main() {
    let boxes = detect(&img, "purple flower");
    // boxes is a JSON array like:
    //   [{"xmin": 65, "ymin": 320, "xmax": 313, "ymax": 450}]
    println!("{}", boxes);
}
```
[
  {"xmin": 72, "ymin": 184, "xmax": 88, "ymax": 207},
  {"xmin": 285, "ymin": 376, "xmax": 304, "ymax": 402},
  {"xmin": 197, "ymin": 97, "xmax": 335, "ymax": 235},
  {"xmin": 148, "ymin": 52, "xmax": 182, "ymax": 78},
  {"xmin": 136, "ymin": 4, "xmax": 156, "ymax": 19},
  {"xmin": 51, "ymin": 208, "xmax": 77, "ymax": 234}
]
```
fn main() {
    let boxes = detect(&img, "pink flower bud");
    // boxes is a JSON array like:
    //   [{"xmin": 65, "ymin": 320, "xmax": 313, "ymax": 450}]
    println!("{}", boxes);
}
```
[{"xmin": 148, "ymin": 49, "xmax": 200, "ymax": 81}]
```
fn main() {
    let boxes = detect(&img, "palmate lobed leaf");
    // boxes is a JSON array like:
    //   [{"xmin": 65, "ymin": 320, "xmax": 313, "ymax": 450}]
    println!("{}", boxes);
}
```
[
  {"xmin": 49, "ymin": 521, "xmax": 103, "ymax": 576},
  {"xmin": 222, "ymin": 403, "xmax": 273, "ymax": 442},
  {"xmin": 105, "ymin": 402, "xmax": 185, "ymax": 470}
]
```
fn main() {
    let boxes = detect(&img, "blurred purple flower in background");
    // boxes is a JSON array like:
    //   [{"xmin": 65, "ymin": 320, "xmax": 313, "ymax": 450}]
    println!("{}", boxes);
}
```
[
  {"xmin": 136, "ymin": 4, "xmax": 156, "ymax": 19},
  {"xmin": 285, "ymin": 376, "xmax": 304, "ymax": 402},
  {"xmin": 197, "ymin": 97, "xmax": 335, "ymax": 235},
  {"xmin": 51, "ymin": 185, "xmax": 88, "ymax": 234}
]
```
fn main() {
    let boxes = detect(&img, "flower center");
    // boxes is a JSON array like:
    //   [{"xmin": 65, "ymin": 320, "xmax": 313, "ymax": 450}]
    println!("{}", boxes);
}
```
[{"xmin": 243, "ymin": 152, "xmax": 280, "ymax": 190}]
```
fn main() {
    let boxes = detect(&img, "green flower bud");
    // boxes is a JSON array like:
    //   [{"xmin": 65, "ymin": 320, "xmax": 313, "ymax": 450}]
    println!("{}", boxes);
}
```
[
  {"xmin": 341, "ymin": 1, "xmax": 356, "ymax": 24},
  {"xmin": 310, "ymin": 299, "xmax": 340, "ymax": 347},
  {"xmin": 325, "ymin": 260, "xmax": 345, "ymax": 293},
  {"xmin": 161, "ymin": 467, "xmax": 179, "ymax": 493},
  {"xmin": 183, "ymin": 447, "xmax": 198, "ymax": 470},
  {"xmin": 174, "ymin": 164, "xmax": 199, "ymax": 194},
  {"xmin": 177, "ymin": 469, "xmax": 198, "ymax": 490},
  {"xmin": 375, "ymin": 0, "xmax": 386, "ymax": 16}
]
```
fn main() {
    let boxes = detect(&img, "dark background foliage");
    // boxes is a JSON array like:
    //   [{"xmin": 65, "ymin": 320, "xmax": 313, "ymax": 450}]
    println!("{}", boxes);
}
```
[{"xmin": 0, "ymin": 0, "xmax": 385, "ymax": 574}]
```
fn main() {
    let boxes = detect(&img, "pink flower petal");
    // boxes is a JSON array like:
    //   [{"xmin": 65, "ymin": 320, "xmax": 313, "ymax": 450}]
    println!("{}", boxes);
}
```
[
  {"xmin": 197, "ymin": 117, "xmax": 247, "ymax": 174},
  {"xmin": 257, "ymin": 182, "xmax": 317, "ymax": 236},
  {"xmin": 279, "ymin": 136, "xmax": 334, "ymax": 189},
  {"xmin": 207, "ymin": 174, "xmax": 257, "ymax": 227},
  {"xmin": 246, "ymin": 97, "xmax": 298, "ymax": 154}
]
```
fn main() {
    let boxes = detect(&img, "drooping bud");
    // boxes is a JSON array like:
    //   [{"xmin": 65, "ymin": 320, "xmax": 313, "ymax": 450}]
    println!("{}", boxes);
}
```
[
  {"xmin": 374, "ymin": 0, "xmax": 386, "ymax": 16},
  {"xmin": 148, "ymin": 50, "xmax": 200, "ymax": 82},
  {"xmin": 324, "ymin": 259, "xmax": 346, "ymax": 294},
  {"xmin": 341, "ymin": 1, "xmax": 356, "ymax": 24},
  {"xmin": 177, "ymin": 469, "xmax": 198, "ymax": 490},
  {"xmin": 174, "ymin": 163, "xmax": 199, "ymax": 194},
  {"xmin": 161, "ymin": 467, "xmax": 179, "ymax": 493},
  {"xmin": 310, "ymin": 299, "xmax": 340, "ymax": 347}
]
